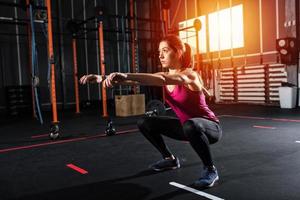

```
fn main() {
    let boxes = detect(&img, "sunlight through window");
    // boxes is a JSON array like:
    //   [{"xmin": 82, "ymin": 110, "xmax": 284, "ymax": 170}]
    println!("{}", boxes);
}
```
[
  {"xmin": 179, "ymin": 4, "xmax": 244, "ymax": 53},
  {"xmin": 209, "ymin": 4, "xmax": 244, "ymax": 52}
]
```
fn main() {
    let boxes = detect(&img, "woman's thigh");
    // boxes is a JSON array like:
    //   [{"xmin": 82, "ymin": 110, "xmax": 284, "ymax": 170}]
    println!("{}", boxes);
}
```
[
  {"xmin": 187, "ymin": 118, "xmax": 222, "ymax": 144},
  {"xmin": 138, "ymin": 116, "xmax": 187, "ymax": 141}
]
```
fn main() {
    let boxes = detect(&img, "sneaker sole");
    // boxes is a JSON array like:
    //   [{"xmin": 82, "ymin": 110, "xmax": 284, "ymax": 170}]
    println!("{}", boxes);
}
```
[
  {"xmin": 151, "ymin": 165, "xmax": 180, "ymax": 172},
  {"xmin": 193, "ymin": 175, "xmax": 219, "ymax": 188},
  {"xmin": 207, "ymin": 175, "xmax": 219, "ymax": 187}
]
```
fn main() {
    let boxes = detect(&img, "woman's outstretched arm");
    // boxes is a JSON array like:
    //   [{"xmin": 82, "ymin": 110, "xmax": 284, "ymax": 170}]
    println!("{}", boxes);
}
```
[
  {"xmin": 104, "ymin": 72, "xmax": 197, "ymax": 87},
  {"xmin": 79, "ymin": 74, "xmax": 140, "ymax": 86}
]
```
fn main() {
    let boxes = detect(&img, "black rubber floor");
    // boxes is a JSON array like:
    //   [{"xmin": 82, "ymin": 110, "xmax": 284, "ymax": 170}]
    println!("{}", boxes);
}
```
[{"xmin": 1, "ymin": 104, "xmax": 300, "ymax": 200}]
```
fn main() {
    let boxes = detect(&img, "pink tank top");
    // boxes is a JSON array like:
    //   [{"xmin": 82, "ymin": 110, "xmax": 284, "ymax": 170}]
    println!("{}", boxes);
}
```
[{"xmin": 164, "ymin": 85, "xmax": 219, "ymax": 124}]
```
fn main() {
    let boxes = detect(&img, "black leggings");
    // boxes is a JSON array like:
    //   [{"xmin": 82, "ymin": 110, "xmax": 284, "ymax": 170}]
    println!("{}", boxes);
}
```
[{"xmin": 137, "ymin": 116, "xmax": 222, "ymax": 167}]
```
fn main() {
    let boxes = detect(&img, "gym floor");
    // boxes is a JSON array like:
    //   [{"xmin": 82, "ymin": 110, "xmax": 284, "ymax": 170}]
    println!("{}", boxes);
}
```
[{"xmin": 1, "ymin": 104, "xmax": 300, "ymax": 200}]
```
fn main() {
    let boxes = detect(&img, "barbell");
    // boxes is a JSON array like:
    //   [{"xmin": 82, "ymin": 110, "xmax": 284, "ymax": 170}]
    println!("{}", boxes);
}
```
[{"xmin": 145, "ymin": 99, "xmax": 171, "ymax": 117}]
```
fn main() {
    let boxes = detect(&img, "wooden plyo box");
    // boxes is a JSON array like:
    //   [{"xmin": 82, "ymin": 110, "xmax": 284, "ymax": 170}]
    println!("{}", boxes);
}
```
[{"xmin": 115, "ymin": 94, "xmax": 145, "ymax": 117}]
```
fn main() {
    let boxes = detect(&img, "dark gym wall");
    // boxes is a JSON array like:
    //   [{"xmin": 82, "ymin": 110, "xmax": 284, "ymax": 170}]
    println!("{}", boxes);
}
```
[
  {"xmin": 0, "ymin": 0, "xmax": 163, "ymax": 114},
  {"xmin": 0, "ymin": 1, "xmax": 31, "ymax": 110}
]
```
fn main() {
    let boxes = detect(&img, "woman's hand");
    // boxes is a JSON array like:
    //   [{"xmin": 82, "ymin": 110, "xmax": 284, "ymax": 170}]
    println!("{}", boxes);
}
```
[
  {"xmin": 104, "ymin": 72, "xmax": 127, "ymax": 88},
  {"xmin": 79, "ymin": 74, "xmax": 104, "ymax": 84}
]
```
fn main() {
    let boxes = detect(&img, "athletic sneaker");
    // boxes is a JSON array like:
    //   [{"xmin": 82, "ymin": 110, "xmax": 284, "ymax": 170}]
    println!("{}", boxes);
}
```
[
  {"xmin": 150, "ymin": 157, "xmax": 180, "ymax": 171},
  {"xmin": 194, "ymin": 166, "xmax": 219, "ymax": 188}
]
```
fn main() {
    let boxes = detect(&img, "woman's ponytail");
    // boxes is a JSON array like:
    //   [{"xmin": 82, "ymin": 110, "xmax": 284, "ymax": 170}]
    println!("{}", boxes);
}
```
[{"xmin": 181, "ymin": 43, "xmax": 192, "ymax": 68}]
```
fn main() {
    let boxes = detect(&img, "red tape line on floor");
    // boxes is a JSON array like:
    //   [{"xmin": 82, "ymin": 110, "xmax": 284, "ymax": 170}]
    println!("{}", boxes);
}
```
[
  {"xmin": 66, "ymin": 164, "xmax": 88, "ymax": 174},
  {"xmin": 31, "ymin": 134, "xmax": 49, "ymax": 139},
  {"xmin": 219, "ymin": 115, "xmax": 300, "ymax": 123},
  {"xmin": 1, "ymin": 129, "xmax": 139, "ymax": 154},
  {"xmin": 253, "ymin": 125, "xmax": 276, "ymax": 129}
]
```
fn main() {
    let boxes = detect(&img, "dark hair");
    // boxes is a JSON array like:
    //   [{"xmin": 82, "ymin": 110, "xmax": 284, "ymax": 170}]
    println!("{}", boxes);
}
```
[{"xmin": 161, "ymin": 34, "xmax": 192, "ymax": 68}]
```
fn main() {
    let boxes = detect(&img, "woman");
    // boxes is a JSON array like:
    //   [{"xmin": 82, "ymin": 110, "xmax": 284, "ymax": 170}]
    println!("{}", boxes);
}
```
[{"xmin": 80, "ymin": 35, "xmax": 222, "ymax": 188}]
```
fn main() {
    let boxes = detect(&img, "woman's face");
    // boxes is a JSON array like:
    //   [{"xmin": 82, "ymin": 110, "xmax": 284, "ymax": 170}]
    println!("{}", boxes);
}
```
[{"xmin": 158, "ymin": 41, "xmax": 180, "ymax": 69}]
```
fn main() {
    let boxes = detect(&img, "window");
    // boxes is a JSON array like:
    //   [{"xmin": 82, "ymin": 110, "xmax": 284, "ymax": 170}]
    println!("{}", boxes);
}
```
[
  {"xmin": 209, "ymin": 4, "xmax": 244, "ymax": 52},
  {"xmin": 179, "ymin": 4, "xmax": 244, "ymax": 53}
]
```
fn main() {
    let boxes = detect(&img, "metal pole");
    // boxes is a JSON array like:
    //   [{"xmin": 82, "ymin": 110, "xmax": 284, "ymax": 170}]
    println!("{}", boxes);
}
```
[
  {"xmin": 72, "ymin": 38, "xmax": 80, "ymax": 113},
  {"xmin": 57, "ymin": 0, "xmax": 67, "ymax": 110},
  {"xmin": 296, "ymin": 0, "xmax": 299, "ymax": 106},
  {"xmin": 115, "ymin": 0, "xmax": 122, "ymax": 95},
  {"xmin": 83, "ymin": 0, "xmax": 91, "ymax": 101},
  {"xmin": 130, "ymin": 0, "xmax": 137, "ymax": 94},
  {"xmin": 276, "ymin": 0, "xmax": 280, "ymax": 63},
  {"xmin": 26, "ymin": 0, "xmax": 36, "ymax": 118},
  {"xmin": 46, "ymin": 0, "xmax": 58, "ymax": 124},
  {"xmin": 134, "ymin": 0, "xmax": 139, "ymax": 94},
  {"xmin": 259, "ymin": 0, "xmax": 263, "ymax": 64},
  {"xmin": 14, "ymin": 0, "xmax": 22, "ymax": 86},
  {"xmin": 264, "ymin": 64, "xmax": 270, "ymax": 104},
  {"xmin": 125, "ymin": 0, "xmax": 130, "ymax": 94},
  {"xmin": 134, "ymin": 0, "xmax": 139, "ymax": 68},
  {"xmin": 71, "ymin": 0, "xmax": 74, "ymax": 19},
  {"xmin": 98, "ymin": 21, "xmax": 108, "ymax": 117},
  {"xmin": 95, "ymin": 0, "xmax": 101, "ymax": 100}
]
